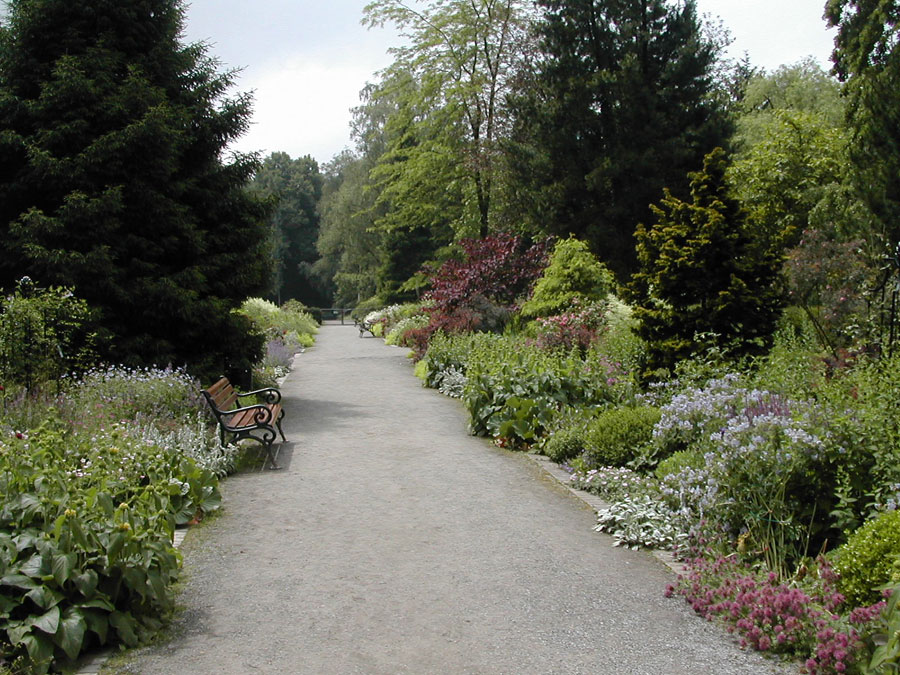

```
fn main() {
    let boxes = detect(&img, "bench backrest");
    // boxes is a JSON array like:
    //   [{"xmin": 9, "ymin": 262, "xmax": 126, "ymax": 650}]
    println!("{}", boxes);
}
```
[{"xmin": 205, "ymin": 377, "xmax": 239, "ymax": 412}]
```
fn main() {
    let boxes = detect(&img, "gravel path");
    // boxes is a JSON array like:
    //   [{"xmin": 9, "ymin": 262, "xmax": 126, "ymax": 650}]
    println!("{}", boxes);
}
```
[{"xmin": 108, "ymin": 325, "xmax": 793, "ymax": 674}]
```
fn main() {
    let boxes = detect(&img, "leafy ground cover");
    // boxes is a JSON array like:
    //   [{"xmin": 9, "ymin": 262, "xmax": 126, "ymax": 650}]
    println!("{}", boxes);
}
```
[
  {"xmin": 236, "ymin": 298, "xmax": 318, "ymax": 387},
  {"xmin": 0, "ymin": 367, "xmax": 228, "ymax": 673},
  {"xmin": 0, "ymin": 288, "xmax": 313, "ymax": 673}
]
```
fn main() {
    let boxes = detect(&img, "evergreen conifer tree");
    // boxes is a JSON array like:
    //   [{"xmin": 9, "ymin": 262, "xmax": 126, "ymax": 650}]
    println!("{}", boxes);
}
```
[
  {"xmin": 631, "ymin": 148, "xmax": 782, "ymax": 376},
  {"xmin": 507, "ymin": 0, "xmax": 731, "ymax": 280},
  {"xmin": 0, "ymin": 0, "xmax": 271, "ymax": 379}
]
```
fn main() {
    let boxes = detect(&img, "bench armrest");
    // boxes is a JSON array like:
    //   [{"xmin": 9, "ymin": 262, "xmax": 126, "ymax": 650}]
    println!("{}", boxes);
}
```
[
  {"xmin": 225, "ymin": 403, "xmax": 277, "ymax": 426},
  {"xmin": 235, "ymin": 387, "xmax": 282, "ymax": 404}
]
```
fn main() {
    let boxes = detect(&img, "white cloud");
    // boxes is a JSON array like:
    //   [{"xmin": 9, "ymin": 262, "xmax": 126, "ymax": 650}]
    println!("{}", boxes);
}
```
[
  {"xmin": 230, "ymin": 57, "xmax": 378, "ymax": 163},
  {"xmin": 698, "ymin": 0, "xmax": 837, "ymax": 72}
]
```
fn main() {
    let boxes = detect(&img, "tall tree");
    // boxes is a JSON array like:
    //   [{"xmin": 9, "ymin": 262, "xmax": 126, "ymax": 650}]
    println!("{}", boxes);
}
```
[
  {"xmin": 826, "ymin": 0, "xmax": 900, "ymax": 246},
  {"xmin": 507, "ymin": 0, "xmax": 731, "ymax": 280},
  {"xmin": 364, "ymin": 0, "xmax": 534, "ymax": 239},
  {"xmin": 630, "ymin": 148, "xmax": 782, "ymax": 376},
  {"xmin": 315, "ymin": 151, "xmax": 383, "ymax": 306},
  {"xmin": 350, "ymin": 68, "xmax": 458, "ymax": 303},
  {"xmin": 250, "ymin": 152, "xmax": 327, "ymax": 306},
  {"xmin": 0, "ymin": 0, "xmax": 270, "ymax": 379}
]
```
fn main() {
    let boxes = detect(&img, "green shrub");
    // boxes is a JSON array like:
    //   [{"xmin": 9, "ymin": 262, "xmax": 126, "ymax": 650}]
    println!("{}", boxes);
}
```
[
  {"xmin": 655, "ymin": 449, "xmax": 704, "ymax": 481},
  {"xmin": 237, "ymin": 297, "xmax": 318, "ymax": 339},
  {"xmin": 833, "ymin": 510, "xmax": 900, "ymax": 607},
  {"xmin": 0, "ymin": 279, "xmax": 98, "ymax": 391},
  {"xmin": 520, "ymin": 237, "xmax": 614, "ymax": 319},
  {"xmin": 385, "ymin": 315, "xmax": 430, "ymax": 346},
  {"xmin": 543, "ymin": 427, "xmax": 587, "ymax": 463},
  {"xmin": 582, "ymin": 406, "xmax": 661, "ymax": 469},
  {"xmin": 282, "ymin": 299, "xmax": 322, "ymax": 324},
  {"xmin": 542, "ymin": 407, "xmax": 602, "ymax": 462}
]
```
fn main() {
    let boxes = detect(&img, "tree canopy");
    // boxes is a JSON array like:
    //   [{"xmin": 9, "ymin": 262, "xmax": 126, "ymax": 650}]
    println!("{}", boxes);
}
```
[
  {"xmin": 506, "ymin": 0, "xmax": 732, "ymax": 280},
  {"xmin": 249, "ymin": 152, "xmax": 327, "ymax": 306},
  {"xmin": 827, "ymin": 0, "xmax": 900, "ymax": 246}
]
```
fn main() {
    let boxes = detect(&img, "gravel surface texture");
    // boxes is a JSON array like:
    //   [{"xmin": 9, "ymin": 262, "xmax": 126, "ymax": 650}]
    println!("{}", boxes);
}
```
[{"xmin": 107, "ymin": 325, "xmax": 794, "ymax": 675}]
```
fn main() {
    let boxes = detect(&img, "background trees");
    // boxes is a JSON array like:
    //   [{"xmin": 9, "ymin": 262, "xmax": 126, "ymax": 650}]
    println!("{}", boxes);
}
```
[
  {"xmin": 0, "ymin": 0, "xmax": 270, "ymax": 379},
  {"xmin": 363, "ymin": 0, "xmax": 534, "ymax": 240},
  {"xmin": 249, "ymin": 152, "xmax": 327, "ymax": 306}
]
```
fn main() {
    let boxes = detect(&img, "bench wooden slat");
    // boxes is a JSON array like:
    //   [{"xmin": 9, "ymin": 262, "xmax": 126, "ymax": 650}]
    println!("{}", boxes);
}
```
[{"xmin": 227, "ymin": 403, "xmax": 281, "ymax": 429}]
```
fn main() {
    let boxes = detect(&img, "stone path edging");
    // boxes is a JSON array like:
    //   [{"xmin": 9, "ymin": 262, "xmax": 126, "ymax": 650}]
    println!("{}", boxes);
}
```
[{"xmin": 525, "ymin": 453, "xmax": 687, "ymax": 576}]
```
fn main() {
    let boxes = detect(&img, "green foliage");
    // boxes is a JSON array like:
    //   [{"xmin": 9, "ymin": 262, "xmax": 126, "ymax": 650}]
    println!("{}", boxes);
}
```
[
  {"xmin": 542, "ymin": 407, "xmax": 601, "ymax": 463},
  {"xmin": 864, "ymin": 574, "xmax": 900, "ymax": 674},
  {"xmin": 0, "ymin": 280, "xmax": 97, "ymax": 391},
  {"xmin": 654, "ymin": 449, "xmax": 704, "ymax": 482},
  {"xmin": 413, "ymin": 358, "xmax": 429, "ymax": 383},
  {"xmin": 315, "ymin": 153, "xmax": 382, "ymax": 307},
  {"xmin": 423, "ymin": 332, "xmax": 635, "ymax": 448},
  {"xmin": 506, "ymin": 0, "xmax": 731, "ymax": 279},
  {"xmin": 592, "ymin": 298, "xmax": 647, "ymax": 378},
  {"xmin": 833, "ymin": 511, "xmax": 900, "ymax": 608},
  {"xmin": 363, "ymin": 0, "xmax": 532, "ymax": 239},
  {"xmin": 0, "ymin": 425, "xmax": 189, "ymax": 672},
  {"xmin": 735, "ymin": 58, "xmax": 846, "ymax": 150},
  {"xmin": 827, "ymin": 0, "xmax": 900, "ymax": 244},
  {"xmin": 520, "ymin": 237, "xmax": 614, "ymax": 319},
  {"xmin": 581, "ymin": 406, "xmax": 661, "ymax": 469},
  {"xmin": 729, "ymin": 109, "xmax": 861, "ymax": 253},
  {"xmin": 817, "ymin": 352, "xmax": 900, "ymax": 527},
  {"xmin": 543, "ymin": 426, "xmax": 587, "ymax": 463},
  {"xmin": 249, "ymin": 153, "xmax": 328, "ymax": 306},
  {"xmin": 237, "ymin": 298, "xmax": 318, "ymax": 342},
  {"xmin": 236, "ymin": 298, "xmax": 316, "ymax": 387},
  {"xmin": 0, "ymin": 0, "xmax": 272, "ymax": 382},
  {"xmin": 631, "ymin": 148, "xmax": 782, "ymax": 376},
  {"xmin": 751, "ymin": 313, "xmax": 827, "ymax": 399},
  {"xmin": 0, "ymin": 362, "xmax": 236, "ymax": 671},
  {"xmin": 0, "ymin": 364, "xmax": 232, "ymax": 669}
]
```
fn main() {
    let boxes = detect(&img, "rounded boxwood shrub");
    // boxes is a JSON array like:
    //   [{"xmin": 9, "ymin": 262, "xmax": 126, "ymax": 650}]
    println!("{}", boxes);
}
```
[
  {"xmin": 582, "ymin": 405, "xmax": 661, "ymax": 468},
  {"xmin": 833, "ymin": 509, "xmax": 900, "ymax": 607},
  {"xmin": 544, "ymin": 426, "xmax": 589, "ymax": 463}
]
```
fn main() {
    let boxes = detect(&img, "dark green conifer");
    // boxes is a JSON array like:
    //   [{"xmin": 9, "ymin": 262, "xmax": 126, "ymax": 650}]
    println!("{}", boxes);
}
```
[
  {"xmin": 631, "ymin": 148, "xmax": 782, "ymax": 376},
  {"xmin": 0, "ymin": 0, "xmax": 270, "ymax": 379},
  {"xmin": 507, "ymin": 0, "xmax": 731, "ymax": 280}
]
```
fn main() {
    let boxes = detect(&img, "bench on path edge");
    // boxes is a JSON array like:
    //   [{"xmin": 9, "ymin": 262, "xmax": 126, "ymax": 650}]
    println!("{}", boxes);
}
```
[
  {"xmin": 201, "ymin": 377, "xmax": 286, "ymax": 469},
  {"xmin": 355, "ymin": 317, "xmax": 378, "ymax": 338}
]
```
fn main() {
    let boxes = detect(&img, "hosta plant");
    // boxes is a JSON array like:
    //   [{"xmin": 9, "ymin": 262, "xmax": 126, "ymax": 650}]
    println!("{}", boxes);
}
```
[{"xmin": 0, "ymin": 425, "xmax": 199, "ymax": 672}]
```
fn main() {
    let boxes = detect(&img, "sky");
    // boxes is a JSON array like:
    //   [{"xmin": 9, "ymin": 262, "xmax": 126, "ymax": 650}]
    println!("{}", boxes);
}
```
[{"xmin": 182, "ymin": 0, "xmax": 838, "ymax": 165}]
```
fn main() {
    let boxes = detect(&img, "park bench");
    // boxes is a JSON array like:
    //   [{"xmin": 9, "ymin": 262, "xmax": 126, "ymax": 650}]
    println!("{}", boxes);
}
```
[
  {"xmin": 355, "ymin": 317, "xmax": 377, "ymax": 338},
  {"xmin": 201, "ymin": 377, "xmax": 286, "ymax": 469}
]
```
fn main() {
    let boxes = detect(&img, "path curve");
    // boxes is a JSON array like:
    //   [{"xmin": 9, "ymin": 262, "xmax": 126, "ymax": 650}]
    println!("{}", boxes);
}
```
[{"xmin": 109, "ymin": 325, "xmax": 790, "ymax": 674}]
